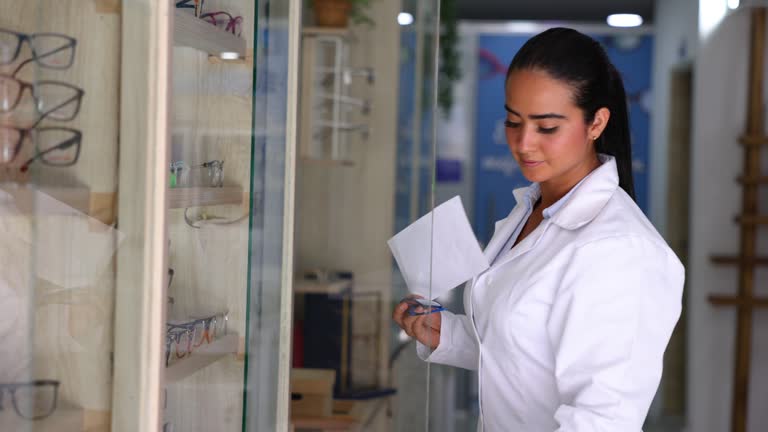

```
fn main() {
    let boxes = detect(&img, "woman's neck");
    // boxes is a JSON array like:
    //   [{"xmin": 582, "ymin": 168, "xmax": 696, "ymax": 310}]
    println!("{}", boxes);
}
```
[{"xmin": 538, "ymin": 155, "xmax": 601, "ymax": 209}]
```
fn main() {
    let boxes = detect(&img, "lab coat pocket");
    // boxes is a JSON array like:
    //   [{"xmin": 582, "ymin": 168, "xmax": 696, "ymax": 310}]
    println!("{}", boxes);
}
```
[{"xmin": 497, "ymin": 275, "xmax": 556, "ymax": 350}]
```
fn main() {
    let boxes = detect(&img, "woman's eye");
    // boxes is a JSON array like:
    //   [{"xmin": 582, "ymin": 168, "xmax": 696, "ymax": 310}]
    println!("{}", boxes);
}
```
[
  {"xmin": 504, "ymin": 120, "xmax": 520, "ymax": 129},
  {"xmin": 538, "ymin": 126, "xmax": 558, "ymax": 134}
]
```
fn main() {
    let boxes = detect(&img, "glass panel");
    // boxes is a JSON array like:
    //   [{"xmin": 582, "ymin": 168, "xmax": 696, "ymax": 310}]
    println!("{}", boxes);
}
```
[
  {"xmin": 0, "ymin": 0, "xmax": 297, "ymax": 430},
  {"xmin": 0, "ymin": 0, "xmax": 145, "ymax": 431},
  {"xmin": 243, "ymin": 0, "xmax": 295, "ymax": 430},
  {"xmin": 164, "ymin": 0, "xmax": 257, "ymax": 425},
  {"xmin": 392, "ymin": 1, "xmax": 443, "ymax": 431},
  {"xmin": 290, "ymin": 0, "xmax": 441, "ymax": 431},
  {"xmin": 164, "ymin": 0, "xmax": 295, "ymax": 431}
]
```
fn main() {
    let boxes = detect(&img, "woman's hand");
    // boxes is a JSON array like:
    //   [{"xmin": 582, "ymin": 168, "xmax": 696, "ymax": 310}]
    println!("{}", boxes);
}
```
[{"xmin": 392, "ymin": 296, "xmax": 442, "ymax": 350}]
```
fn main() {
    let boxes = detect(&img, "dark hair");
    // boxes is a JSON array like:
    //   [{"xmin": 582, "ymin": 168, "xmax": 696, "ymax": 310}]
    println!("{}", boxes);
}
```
[{"xmin": 505, "ymin": 27, "xmax": 636, "ymax": 201}]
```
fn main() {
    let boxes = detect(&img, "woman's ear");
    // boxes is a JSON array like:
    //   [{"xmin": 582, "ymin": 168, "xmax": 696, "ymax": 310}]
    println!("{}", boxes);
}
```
[{"xmin": 588, "ymin": 107, "xmax": 611, "ymax": 140}]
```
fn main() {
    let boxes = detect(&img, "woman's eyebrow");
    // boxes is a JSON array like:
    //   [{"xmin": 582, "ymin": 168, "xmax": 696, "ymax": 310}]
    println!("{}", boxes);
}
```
[{"xmin": 504, "ymin": 104, "xmax": 567, "ymax": 120}]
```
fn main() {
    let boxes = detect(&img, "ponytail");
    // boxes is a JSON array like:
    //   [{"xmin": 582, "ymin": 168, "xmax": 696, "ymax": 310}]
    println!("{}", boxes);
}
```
[{"xmin": 596, "ymin": 63, "xmax": 636, "ymax": 200}]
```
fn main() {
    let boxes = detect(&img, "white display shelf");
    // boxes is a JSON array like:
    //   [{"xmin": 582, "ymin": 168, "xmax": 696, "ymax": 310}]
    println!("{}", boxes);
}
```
[
  {"xmin": 173, "ymin": 9, "xmax": 247, "ymax": 59},
  {"xmin": 302, "ymin": 27, "xmax": 350, "ymax": 38},
  {"xmin": 30, "ymin": 405, "xmax": 110, "ymax": 432},
  {"xmin": 294, "ymin": 278, "xmax": 352, "ymax": 295},
  {"xmin": 168, "ymin": 186, "xmax": 244, "ymax": 208},
  {"xmin": 165, "ymin": 333, "xmax": 239, "ymax": 383}
]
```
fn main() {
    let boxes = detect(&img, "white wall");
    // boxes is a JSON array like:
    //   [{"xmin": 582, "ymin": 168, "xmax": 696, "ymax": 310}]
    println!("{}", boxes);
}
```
[
  {"xmin": 688, "ymin": 5, "xmax": 768, "ymax": 432},
  {"xmin": 651, "ymin": 0, "xmax": 699, "ymax": 235}
]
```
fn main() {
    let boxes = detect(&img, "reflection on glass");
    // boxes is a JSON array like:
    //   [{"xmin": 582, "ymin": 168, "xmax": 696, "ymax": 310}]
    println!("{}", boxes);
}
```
[
  {"xmin": 0, "ymin": 125, "xmax": 81, "ymax": 168},
  {"xmin": 0, "ymin": 75, "xmax": 84, "ymax": 121},
  {"xmin": 0, "ymin": 28, "xmax": 76, "ymax": 74},
  {"xmin": 0, "ymin": 380, "xmax": 59, "ymax": 420}
]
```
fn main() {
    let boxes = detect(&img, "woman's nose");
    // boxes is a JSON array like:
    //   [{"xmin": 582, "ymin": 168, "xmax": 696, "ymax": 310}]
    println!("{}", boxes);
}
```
[{"xmin": 514, "ymin": 127, "xmax": 536, "ymax": 152}]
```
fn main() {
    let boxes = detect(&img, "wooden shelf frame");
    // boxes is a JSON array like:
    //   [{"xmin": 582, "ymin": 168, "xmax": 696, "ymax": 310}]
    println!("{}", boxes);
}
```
[
  {"xmin": 173, "ymin": 9, "xmax": 247, "ymax": 59},
  {"xmin": 709, "ymin": 295, "xmax": 768, "ymax": 308},
  {"xmin": 302, "ymin": 27, "xmax": 351, "ymax": 38},
  {"xmin": 739, "ymin": 134, "xmax": 768, "ymax": 146},
  {"xmin": 737, "ymin": 175, "xmax": 768, "ymax": 184},
  {"xmin": 168, "ymin": 186, "xmax": 244, "ymax": 208},
  {"xmin": 711, "ymin": 254, "xmax": 768, "ymax": 265},
  {"xmin": 734, "ymin": 214, "xmax": 768, "ymax": 225},
  {"xmin": 33, "ymin": 405, "xmax": 110, "ymax": 432}
]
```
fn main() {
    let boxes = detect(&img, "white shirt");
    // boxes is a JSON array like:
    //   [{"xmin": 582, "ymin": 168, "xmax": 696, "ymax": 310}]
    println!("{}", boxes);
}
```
[{"xmin": 418, "ymin": 155, "xmax": 684, "ymax": 431}]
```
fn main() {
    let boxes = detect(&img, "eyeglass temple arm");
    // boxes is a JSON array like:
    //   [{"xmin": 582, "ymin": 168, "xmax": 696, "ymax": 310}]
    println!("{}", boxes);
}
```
[
  {"xmin": 12, "ymin": 43, "xmax": 74, "ymax": 77},
  {"xmin": 19, "ymin": 135, "xmax": 78, "ymax": 172},
  {"xmin": 11, "ymin": 58, "xmax": 33, "ymax": 77}
]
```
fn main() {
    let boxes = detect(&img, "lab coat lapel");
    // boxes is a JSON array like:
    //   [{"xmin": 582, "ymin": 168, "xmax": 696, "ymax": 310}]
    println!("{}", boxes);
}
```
[
  {"xmin": 483, "ymin": 186, "xmax": 532, "ymax": 265},
  {"xmin": 492, "ymin": 219, "xmax": 549, "ymax": 269},
  {"xmin": 489, "ymin": 155, "xmax": 621, "ymax": 269},
  {"xmin": 483, "ymin": 206, "xmax": 524, "ymax": 264}
]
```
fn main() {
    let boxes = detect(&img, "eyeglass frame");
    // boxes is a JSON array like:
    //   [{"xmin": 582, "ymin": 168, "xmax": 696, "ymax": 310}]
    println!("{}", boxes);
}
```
[
  {"xmin": 0, "ymin": 74, "xmax": 84, "ymax": 121},
  {"xmin": 0, "ymin": 28, "xmax": 77, "ymax": 76},
  {"xmin": 0, "ymin": 380, "xmax": 60, "ymax": 420},
  {"xmin": 200, "ymin": 11, "xmax": 243, "ymax": 36},
  {"xmin": 0, "ymin": 125, "xmax": 82, "ymax": 169},
  {"xmin": 164, "ymin": 312, "xmax": 229, "ymax": 365},
  {"xmin": 165, "ymin": 327, "xmax": 194, "ymax": 365}
]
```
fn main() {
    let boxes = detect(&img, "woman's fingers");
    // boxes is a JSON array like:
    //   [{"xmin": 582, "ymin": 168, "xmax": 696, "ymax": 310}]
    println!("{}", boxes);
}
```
[
  {"xmin": 392, "ymin": 297, "xmax": 441, "ymax": 347},
  {"xmin": 421, "ymin": 321, "xmax": 441, "ymax": 350},
  {"xmin": 392, "ymin": 301, "xmax": 409, "ymax": 327}
]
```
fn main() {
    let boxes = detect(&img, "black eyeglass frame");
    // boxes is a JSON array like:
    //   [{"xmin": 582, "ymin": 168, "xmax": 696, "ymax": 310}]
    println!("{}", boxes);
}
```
[
  {"xmin": 0, "ymin": 125, "xmax": 82, "ymax": 169},
  {"xmin": 0, "ymin": 28, "xmax": 77, "ymax": 75},
  {"xmin": 0, "ymin": 379, "xmax": 60, "ymax": 420}
]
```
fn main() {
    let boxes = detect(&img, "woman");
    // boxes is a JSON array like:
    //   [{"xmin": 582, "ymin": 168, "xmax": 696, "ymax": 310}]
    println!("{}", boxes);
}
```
[{"xmin": 393, "ymin": 28, "xmax": 684, "ymax": 431}]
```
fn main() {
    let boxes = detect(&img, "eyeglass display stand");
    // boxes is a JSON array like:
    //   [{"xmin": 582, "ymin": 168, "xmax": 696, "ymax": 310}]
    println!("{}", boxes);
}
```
[
  {"xmin": 299, "ymin": 28, "xmax": 371, "ymax": 165},
  {"xmin": 162, "ymin": 2, "xmax": 256, "ymax": 432},
  {"xmin": 167, "ymin": 185, "xmax": 245, "ymax": 209},
  {"xmin": 30, "ymin": 404, "xmax": 111, "ymax": 432}
]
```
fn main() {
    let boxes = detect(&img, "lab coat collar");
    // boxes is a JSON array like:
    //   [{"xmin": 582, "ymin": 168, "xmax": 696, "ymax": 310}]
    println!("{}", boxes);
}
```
[{"xmin": 509, "ymin": 154, "xmax": 619, "ymax": 231}]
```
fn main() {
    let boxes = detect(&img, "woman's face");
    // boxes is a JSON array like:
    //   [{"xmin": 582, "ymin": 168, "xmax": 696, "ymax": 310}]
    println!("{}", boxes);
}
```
[{"xmin": 504, "ymin": 69, "xmax": 607, "ymax": 186}]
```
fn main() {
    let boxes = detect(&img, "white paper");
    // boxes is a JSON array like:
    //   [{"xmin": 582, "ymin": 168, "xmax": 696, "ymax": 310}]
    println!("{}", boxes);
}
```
[{"xmin": 387, "ymin": 196, "xmax": 489, "ymax": 300}]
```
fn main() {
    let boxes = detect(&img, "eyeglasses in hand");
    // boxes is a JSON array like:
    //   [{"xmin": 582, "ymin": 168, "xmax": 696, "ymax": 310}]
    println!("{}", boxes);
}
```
[
  {"xmin": 0, "ymin": 380, "xmax": 60, "ymax": 420},
  {"xmin": 0, "ymin": 125, "xmax": 82, "ymax": 170},
  {"xmin": 0, "ymin": 28, "xmax": 76, "ymax": 76}
]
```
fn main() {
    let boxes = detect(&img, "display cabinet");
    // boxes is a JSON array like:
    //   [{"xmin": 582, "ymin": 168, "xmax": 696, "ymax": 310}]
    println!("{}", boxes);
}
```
[{"xmin": 0, "ymin": 0, "xmax": 300, "ymax": 431}]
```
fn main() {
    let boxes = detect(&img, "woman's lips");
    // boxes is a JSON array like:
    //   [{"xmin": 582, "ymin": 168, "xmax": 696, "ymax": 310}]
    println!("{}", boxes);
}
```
[{"xmin": 521, "ymin": 159, "xmax": 543, "ymax": 168}]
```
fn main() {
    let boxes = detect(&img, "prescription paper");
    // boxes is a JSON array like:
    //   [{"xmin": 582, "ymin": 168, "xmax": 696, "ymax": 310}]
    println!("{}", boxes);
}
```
[{"xmin": 387, "ymin": 196, "xmax": 489, "ymax": 300}]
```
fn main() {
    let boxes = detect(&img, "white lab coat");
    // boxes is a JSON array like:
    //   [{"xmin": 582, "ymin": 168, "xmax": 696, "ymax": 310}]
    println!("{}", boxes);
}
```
[{"xmin": 418, "ymin": 155, "xmax": 684, "ymax": 431}]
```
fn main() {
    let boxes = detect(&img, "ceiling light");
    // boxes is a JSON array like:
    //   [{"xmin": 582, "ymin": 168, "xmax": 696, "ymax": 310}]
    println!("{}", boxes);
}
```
[
  {"xmin": 606, "ymin": 13, "xmax": 644, "ymax": 28},
  {"xmin": 398, "ymin": 12, "xmax": 414, "ymax": 26},
  {"xmin": 727, "ymin": 0, "xmax": 740, "ymax": 9},
  {"xmin": 219, "ymin": 52, "xmax": 239, "ymax": 60}
]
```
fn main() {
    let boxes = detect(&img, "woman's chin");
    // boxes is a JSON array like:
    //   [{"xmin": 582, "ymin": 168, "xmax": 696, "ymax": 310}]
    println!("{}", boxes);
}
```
[{"xmin": 518, "ymin": 166, "xmax": 550, "ymax": 183}]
